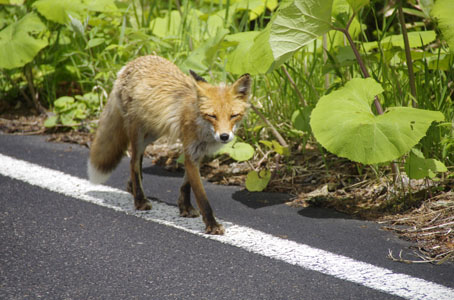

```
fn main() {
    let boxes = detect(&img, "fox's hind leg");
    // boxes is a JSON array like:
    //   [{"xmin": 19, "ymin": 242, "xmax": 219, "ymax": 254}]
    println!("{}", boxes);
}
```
[
  {"xmin": 129, "ymin": 128, "xmax": 152, "ymax": 211},
  {"xmin": 127, "ymin": 154, "xmax": 143, "ymax": 194},
  {"xmin": 178, "ymin": 173, "xmax": 200, "ymax": 218}
]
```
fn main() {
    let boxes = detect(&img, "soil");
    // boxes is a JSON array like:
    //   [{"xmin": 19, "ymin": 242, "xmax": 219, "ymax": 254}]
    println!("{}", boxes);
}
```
[{"xmin": 1, "ymin": 106, "xmax": 453, "ymax": 264}]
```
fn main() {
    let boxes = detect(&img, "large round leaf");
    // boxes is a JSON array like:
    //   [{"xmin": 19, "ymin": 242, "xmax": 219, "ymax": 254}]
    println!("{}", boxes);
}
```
[
  {"xmin": 310, "ymin": 78, "xmax": 445, "ymax": 164},
  {"xmin": 0, "ymin": 13, "xmax": 48, "ymax": 69}
]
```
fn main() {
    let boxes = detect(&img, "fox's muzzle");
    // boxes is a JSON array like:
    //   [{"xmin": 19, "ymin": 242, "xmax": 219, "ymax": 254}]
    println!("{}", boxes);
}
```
[{"xmin": 215, "ymin": 131, "xmax": 234, "ymax": 143}]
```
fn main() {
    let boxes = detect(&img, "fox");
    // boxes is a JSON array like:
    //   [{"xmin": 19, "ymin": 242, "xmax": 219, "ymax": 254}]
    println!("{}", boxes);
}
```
[{"xmin": 88, "ymin": 55, "xmax": 251, "ymax": 235}]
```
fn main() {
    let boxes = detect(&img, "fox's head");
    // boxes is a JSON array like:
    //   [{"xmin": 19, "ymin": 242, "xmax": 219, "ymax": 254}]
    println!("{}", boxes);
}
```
[{"xmin": 190, "ymin": 70, "xmax": 251, "ymax": 144}]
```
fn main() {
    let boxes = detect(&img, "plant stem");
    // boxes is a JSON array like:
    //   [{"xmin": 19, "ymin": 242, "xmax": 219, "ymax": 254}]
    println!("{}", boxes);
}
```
[
  {"xmin": 397, "ymin": 2, "xmax": 417, "ymax": 107},
  {"xmin": 24, "ymin": 64, "xmax": 46, "ymax": 115},
  {"xmin": 281, "ymin": 65, "xmax": 307, "ymax": 107},
  {"xmin": 250, "ymin": 104, "xmax": 288, "ymax": 148},
  {"xmin": 334, "ymin": 16, "xmax": 401, "ymax": 180},
  {"xmin": 323, "ymin": 34, "xmax": 330, "ymax": 90},
  {"xmin": 335, "ymin": 27, "xmax": 384, "ymax": 114}
]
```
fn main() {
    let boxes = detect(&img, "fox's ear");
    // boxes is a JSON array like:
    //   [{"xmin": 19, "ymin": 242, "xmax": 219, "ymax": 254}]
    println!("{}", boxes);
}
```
[
  {"xmin": 232, "ymin": 73, "xmax": 251, "ymax": 101},
  {"xmin": 189, "ymin": 70, "xmax": 207, "ymax": 83}
]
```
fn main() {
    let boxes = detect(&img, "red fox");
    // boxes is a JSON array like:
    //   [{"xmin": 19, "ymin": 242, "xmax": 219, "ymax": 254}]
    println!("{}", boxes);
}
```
[{"xmin": 88, "ymin": 55, "xmax": 251, "ymax": 235}]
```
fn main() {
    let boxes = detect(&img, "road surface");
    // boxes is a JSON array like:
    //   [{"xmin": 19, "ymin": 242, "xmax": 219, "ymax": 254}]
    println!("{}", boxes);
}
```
[{"xmin": 0, "ymin": 133, "xmax": 453, "ymax": 299}]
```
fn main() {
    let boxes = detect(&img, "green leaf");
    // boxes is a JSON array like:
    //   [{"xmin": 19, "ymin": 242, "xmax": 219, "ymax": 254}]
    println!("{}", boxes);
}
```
[
  {"xmin": 259, "ymin": 140, "xmax": 290, "ymax": 156},
  {"xmin": 259, "ymin": 140, "xmax": 274, "ymax": 149},
  {"xmin": 330, "ymin": 0, "xmax": 363, "ymax": 44},
  {"xmin": 225, "ymin": 31, "xmax": 260, "ymax": 44},
  {"xmin": 291, "ymin": 106, "xmax": 313, "ymax": 133},
  {"xmin": 218, "ymin": 140, "xmax": 255, "ymax": 162},
  {"xmin": 75, "ymin": 92, "xmax": 102, "ymax": 113},
  {"xmin": 0, "ymin": 0, "xmax": 25, "ymax": 4},
  {"xmin": 0, "ymin": 13, "xmax": 48, "ymax": 69},
  {"xmin": 74, "ymin": 103, "xmax": 88, "ymax": 119},
  {"xmin": 43, "ymin": 115, "xmax": 58, "ymax": 128},
  {"xmin": 310, "ymin": 78, "xmax": 445, "ymax": 164},
  {"xmin": 431, "ymin": 0, "xmax": 454, "ymax": 52},
  {"xmin": 60, "ymin": 109, "xmax": 78, "ymax": 127},
  {"xmin": 176, "ymin": 154, "xmax": 185, "ymax": 164},
  {"xmin": 226, "ymin": 26, "xmax": 275, "ymax": 75},
  {"xmin": 33, "ymin": 0, "xmax": 117, "ymax": 24},
  {"xmin": 86, "ymin": 38, "xmax": 105, "ymax": 49},
  {"xmin": 404, "ymin": 149, "xmax": 448, "ymax": 179},
  {"xmin": 272, "ymin": 140, "xmax": 290, "ymax": 156},
  {"xmin": 33, "ymin": 0, "xmax": 85, "ymax": 24},
  {"xmin": 269, "ymin": 0, "xmax": 333, "ymax": 67},
  {"xmin": 247, "ymin": 0, "xmax": 278, "ymax": 20},
  {"xmin": 226, "ymin": 31, "xmax": 260, "ymax": 75},
  {"xmin": 346, "ymin": 0, "xmax": 369, "ymax": 12},
  {"xmin": 419, "ymin": 0, "xmax": 434, "ymax": 17},
  {"xmin": 150, "ymin": 10, "xmax": 181, "ymax": 38},
  {"xmin": 245, "ymin": 169, "xmax": 272, "ymax": 192},
  {"xmin": 362, "ymin": 31, "xmax": 437, "ymax": 52},
  {"xmin": 85, "ymin": 0, "xmax": 117, "ymax": 12},
  {"xmin": 54, "ymin": 96, "xmax": 75, "ymax": 110},
  {"xmin": 68, "ymin": 14, "xmax": 85, "ymax": 36},
  {"xmin": 179, "ymin": 28, "xmax": 229, "ymax": 73}
]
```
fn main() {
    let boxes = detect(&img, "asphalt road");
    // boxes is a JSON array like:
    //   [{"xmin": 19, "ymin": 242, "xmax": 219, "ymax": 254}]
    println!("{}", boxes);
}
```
[{"xmin": 0, "ymin": 133, "xmax": 453, "ymax": 300}]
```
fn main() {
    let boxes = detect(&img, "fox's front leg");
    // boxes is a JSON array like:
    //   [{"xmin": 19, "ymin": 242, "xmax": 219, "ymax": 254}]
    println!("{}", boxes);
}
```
[
  {"xmin": 184, "ymin": 156, "xmax": 224, "ymax": 235},
  {"xmin": 178, "ymin": 173, "xmax": 200, "ymax": 218}
]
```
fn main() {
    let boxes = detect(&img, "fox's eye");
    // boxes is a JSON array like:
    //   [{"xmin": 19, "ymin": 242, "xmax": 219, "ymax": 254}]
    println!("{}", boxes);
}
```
[
  {"xmin": 230, "ymin": 114, "xmax": 240, "ymax": 119},
  {"xmin": 206, "ymin": 114, "xmax": 217, "ymax": 120}
]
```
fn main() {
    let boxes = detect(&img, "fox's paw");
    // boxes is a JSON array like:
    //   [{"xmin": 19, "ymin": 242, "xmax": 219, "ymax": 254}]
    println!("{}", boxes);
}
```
[
  {"xmin": 179, "ymin": 206, "xmax": 200, "ymax": 218},
  {"xmin": 205, "ymin": 223, "xmax": 225, "ymax": 235},
  {"xmin": 135, "ymin": 200, "xmax": 152, "ymax": 211}
]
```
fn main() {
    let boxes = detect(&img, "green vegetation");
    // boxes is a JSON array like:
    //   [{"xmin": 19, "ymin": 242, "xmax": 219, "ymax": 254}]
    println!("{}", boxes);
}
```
[{"xmin": 1, "ymin": 0, "xmax": 453, "ymax": 193}]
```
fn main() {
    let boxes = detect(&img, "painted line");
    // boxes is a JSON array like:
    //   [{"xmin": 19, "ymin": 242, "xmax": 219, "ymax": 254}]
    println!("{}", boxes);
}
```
[{"xmin": 0, "ymin": 153, "xmax": 453, "ymax": 300}]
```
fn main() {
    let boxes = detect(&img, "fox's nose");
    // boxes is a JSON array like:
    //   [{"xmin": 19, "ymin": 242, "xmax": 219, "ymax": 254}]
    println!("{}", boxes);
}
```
[{"xmin": 220, "ymin": 133, "xmax": 230, "ymax": 142}]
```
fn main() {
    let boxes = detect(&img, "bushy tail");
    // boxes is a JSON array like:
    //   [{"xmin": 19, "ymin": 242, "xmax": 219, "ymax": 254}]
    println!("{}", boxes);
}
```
[{"xmin": 88, "ymin": 92, "xmax": 128, "ymax": 184}]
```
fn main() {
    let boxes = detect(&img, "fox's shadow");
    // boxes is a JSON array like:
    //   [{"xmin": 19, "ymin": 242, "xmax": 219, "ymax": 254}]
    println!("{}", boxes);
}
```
[
  {"xmin": 142, "ymin": 165, "xmax": 183, "ymax": 178},
  {"xmin": 231, "ymin": 190, "xmax": 353, "ymax": 220}
]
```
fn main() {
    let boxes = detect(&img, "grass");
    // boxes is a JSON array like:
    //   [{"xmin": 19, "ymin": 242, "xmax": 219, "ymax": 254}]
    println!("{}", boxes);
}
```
[
  {"xmin": 1, "ymin": 0, "xmax": 453, "ymax": 169},
  {"xmin": 0, "ymin": 1, "xmax": 452, "ymax": 170},
  {"xmin": 0, "ymin": 1, "xmax": 452, "ymax": 164}
]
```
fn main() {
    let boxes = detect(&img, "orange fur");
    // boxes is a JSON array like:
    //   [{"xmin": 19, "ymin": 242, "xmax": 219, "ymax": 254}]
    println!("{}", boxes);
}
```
[{"xmin": 88, "ymin": 55, "xmax": 251, "ymax": 234}]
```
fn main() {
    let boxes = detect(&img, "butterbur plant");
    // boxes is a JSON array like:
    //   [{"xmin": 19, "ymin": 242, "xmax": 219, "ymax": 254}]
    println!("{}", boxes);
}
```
[
  {"xmin": 0, "ymin": 12, "xmax": 48, "ymax": 113},
  {"xmin": 227, "ymin": 0, "xmax": 450, "ymax": 190},
  {"xmin": 309, "ymin": 77, "xmax": 444, "ymax": 165}
]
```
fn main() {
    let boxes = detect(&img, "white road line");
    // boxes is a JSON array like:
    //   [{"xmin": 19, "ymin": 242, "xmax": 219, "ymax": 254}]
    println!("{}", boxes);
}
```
[{"xmin": 0, "ymin": 153, "xmax": 452, "ymax": 300}]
